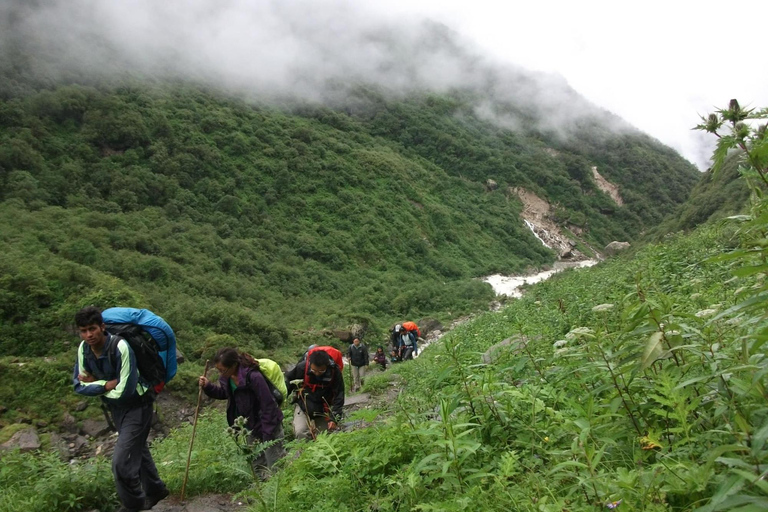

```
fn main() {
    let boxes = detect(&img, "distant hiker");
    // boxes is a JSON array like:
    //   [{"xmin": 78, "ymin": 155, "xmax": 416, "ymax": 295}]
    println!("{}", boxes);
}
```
[
  {"xmin": 301, "ymin": 343, "xmax": 317, "ymax": 361},
  {"xmin": 72, "ymin": 306, "xmax": 169, "ymax": 512},
  {"xmin": 348, "ymin": 338, "xmax": 369, "ymax": 392},
  {"xmin": 285, "ymin": 347, "xmax": 345, "ymax": 440},
  {"xmin": 395, "ymin": 324, "xmax": 419, "ymax": 360},
  {"xmin": 373, "ymin": 346, "xmax": 389, "ymax": 370},
  {"xmin": 390, "ymin": 324, "xmax": 402, "ymax": 353},
  {"xmin": 198, "ymin": 348, "xmax": 285, "ymax": 480}
]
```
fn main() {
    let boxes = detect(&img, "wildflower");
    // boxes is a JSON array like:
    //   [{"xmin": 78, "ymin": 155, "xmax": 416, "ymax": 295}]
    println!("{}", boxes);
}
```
[
  {"xmin": 592, "ymin": 303, "xmax": 614, "ymax": 312},
  {"xmin": 665, "ymin": 330, "xmax": 680, "ymax": 336},
  {"xmin": 606, "ymin": 499, "xmax": 622, "ymax": 509},
  {"xmin": 566, "ymin": 327, "xmax": 594, "ymax": 339},
  {"xmin": 695, "ymin": 309, "xmax": 717, "ymax": 318},
  {"xmin": 544, "ymin": 436, "xmax": 549, "ymax": 442},
  {"xmin": 553, "ymin": 339, "xmax": 568, "ymax": 348}
]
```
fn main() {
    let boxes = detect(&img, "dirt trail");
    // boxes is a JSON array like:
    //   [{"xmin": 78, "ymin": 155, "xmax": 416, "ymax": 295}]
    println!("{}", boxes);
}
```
[{"xmin": 152, "ymin": 494, "xmax": 246, "ymax": 512}]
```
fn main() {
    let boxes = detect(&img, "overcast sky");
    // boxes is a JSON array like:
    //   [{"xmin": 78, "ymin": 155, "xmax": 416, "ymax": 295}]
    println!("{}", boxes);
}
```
[
  {"xmin": 369, "ymin": 0, "xmax": 768, "ymax": 169},
  {"xmin": 6, "ymin": 0, "xmax": 767, "ymax": 170}
]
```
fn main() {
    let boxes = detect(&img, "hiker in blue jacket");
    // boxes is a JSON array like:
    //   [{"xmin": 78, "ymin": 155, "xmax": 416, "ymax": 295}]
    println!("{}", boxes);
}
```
[{"xmin": 73, "ymin": 306, "xmax": 168, "ymax": 512}]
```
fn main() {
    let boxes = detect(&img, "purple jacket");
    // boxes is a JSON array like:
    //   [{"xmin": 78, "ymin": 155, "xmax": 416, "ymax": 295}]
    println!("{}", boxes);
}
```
[{"xmin": 203, "ymin": 366, "xmax": 283, "ymax": 441}]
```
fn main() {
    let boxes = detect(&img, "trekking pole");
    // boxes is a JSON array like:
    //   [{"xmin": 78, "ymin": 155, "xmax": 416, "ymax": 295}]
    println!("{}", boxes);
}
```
[{"xmin": 181, "ymin": 360, "xmax": 209, "ymax": 502}]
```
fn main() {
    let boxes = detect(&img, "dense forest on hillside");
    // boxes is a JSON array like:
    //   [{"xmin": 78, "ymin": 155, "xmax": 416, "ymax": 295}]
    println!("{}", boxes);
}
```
[
  {"xmin": 0, "ymin": 81, "xmax": 701, "ymax": 362},
  {"xmin": 650, "ymin": 151, "xmax": 752, "ymax": 236}
]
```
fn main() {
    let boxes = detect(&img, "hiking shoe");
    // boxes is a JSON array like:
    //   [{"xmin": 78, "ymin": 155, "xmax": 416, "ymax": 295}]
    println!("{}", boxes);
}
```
[{"xmin": 143, "ymin": 488, "xmax": 170, "ymax": 510}]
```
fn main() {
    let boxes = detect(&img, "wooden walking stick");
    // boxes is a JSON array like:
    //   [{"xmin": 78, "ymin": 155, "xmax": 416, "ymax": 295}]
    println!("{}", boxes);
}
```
[{"xmin": 181, "ymin": 360, "xmax": 209, "ymax": 502}]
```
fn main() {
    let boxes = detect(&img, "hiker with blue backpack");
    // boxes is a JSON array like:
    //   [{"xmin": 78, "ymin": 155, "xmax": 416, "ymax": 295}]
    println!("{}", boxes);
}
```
[
  {"xmin": 73, "ymin": 306, "xmax": 170, "ymax": 512},
  {"xmin": 198, "ymin": 348, "xmax": 286, "ymax": 480}
]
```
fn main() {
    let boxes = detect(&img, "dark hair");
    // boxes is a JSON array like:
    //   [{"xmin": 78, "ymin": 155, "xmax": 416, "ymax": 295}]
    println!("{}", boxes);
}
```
[
  {"xmin": 308, "ymin": 349, "xmax": 331, "ymax": 367},
  {"xmin": 377, "ymin": 346, "xmax": 384, "ymax": 351},
  {"xmin": 214, "ymin": 348, "xmax": 259, "ymax": 370},
  {"xmin": 75, "ymin": 306, "xmax": 103, "ymax": 327}
]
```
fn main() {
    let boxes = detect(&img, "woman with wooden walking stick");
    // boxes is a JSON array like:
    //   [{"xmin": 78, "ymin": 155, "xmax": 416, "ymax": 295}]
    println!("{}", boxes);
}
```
[
  {"xmin": 181, "ymin": 360, "xmax": 209, "ymax": 502},
  {"xmin": 197, "ymin": 348, "xmax": 285, "ymax": 481}
]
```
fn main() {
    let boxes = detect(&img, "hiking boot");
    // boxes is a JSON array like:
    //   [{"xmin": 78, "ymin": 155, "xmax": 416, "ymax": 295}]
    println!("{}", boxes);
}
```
[{"xmin": 143, "ymin": 488, "xmax": 170, "ymax": 510}]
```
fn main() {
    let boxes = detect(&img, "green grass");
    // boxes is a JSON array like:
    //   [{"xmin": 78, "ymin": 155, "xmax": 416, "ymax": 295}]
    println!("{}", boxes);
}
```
[{"xmin": 239, "ymin": 224, "xmax": 768, "ymax": 511}]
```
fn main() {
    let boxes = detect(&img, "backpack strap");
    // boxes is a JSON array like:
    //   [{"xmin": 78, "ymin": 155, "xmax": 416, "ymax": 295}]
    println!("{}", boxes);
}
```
[
  {"xmin": 245, "ymin": 367, "xmax": 284, "ymax": 405},
  {"xmin": 105, "ymin": 334, "xmax": 120, "ymax": 376}
]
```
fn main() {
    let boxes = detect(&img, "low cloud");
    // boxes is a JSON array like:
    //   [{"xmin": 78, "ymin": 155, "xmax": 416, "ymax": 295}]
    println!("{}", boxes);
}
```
[{"xmin": 2, "ymin": 0, "xmax": 632, "ymax": 139}]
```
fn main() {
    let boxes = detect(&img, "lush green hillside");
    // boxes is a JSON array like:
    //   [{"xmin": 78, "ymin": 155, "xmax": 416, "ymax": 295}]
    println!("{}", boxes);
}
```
[
  {"xmin": 0, "ymin": 82, "xmax": 701, "ymax": 362},
  {"xmin": 5, "ymin": 210, "xmax": 765, "ymax": 512},
  {"xmin": 650, "ymin": 151, "xmax": 751, "ymax": 236}
]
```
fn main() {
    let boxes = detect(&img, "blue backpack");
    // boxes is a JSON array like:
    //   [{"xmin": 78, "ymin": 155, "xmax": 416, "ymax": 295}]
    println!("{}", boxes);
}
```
[{"xmin": 102, "ymin": 307, "xmax": 178, "ymax": 393}]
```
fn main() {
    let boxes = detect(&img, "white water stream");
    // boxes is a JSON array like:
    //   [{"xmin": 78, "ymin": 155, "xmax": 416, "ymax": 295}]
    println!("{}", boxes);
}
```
[
  {"xmin": 482, "ymin": 260, "xmax": 598, "ymax": 298},
  {"xmin": 414, "ymin": 222, "xmax": 599, "ymax": 356},
  {"xmin": 524, "ymin": 219, "xmax": 551, "ymax": 248},
  {"xmin": 411, "ymin": 260, "xmax": 598, "ymax": 358}
]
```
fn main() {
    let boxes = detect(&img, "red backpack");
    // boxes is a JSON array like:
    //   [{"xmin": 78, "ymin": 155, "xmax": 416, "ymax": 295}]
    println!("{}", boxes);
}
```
[
  {"xmin": 303, "ymin": 346, "xmax": 344, "ymax": 392},
  {"xmin": 402, "ymin": 321, "xmax": 421, "ymax": 338}
]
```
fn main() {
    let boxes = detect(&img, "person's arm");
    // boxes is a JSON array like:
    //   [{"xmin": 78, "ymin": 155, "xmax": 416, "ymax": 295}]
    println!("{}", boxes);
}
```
[
  {"xmin": 102, "ymin": 339, "xmax": 139, "ymax": 400},
  {"xmin": 285, "ymin": 361, "xmax": 304, "ymax": 394},
  {"xmin": 200, "ymin": 376, "xmax": 228, "ymax": 400},
  {"xmin": 73, "ymin": 342, "xmax": 109, "ymax": 396},
  {"xmin": 250, "ymin": 372, "xmax": 282, "ymax": 441},
  {"xmin": 329, "ymin": 367, "xmax": 345, "ymax": 424}
]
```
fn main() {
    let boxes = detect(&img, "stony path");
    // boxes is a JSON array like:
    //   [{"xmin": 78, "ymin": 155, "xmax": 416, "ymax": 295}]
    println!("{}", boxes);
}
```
[{"xmin": 152, "ymin": 494, "xmax": 246, "ymax": 512}]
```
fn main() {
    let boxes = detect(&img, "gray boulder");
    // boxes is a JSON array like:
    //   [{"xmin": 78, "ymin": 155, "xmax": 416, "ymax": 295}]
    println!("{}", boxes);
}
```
[
  {"xmin": 68, "ymin": 435, "xmax": 89, "ymax": 455},
  {"xmin": 62, "ymin": 412, "xmax": 78, "ymax": 433},
  {"xmin": 486, "ymin": 179, "xmax": 499, "ymax": 191},
  {"xmin": 176, "ymin": 347, "xmax": 186, "ymax": 364},
  {"xmin": 81, "ymin": 419, "xmax": 111, "ymax": 438},
  {"xmin": 1, "ymin": 428, "xmax": 41, "ymax": 452},
  {"xmin": 604, "ymin": 241, "xmax": 630, "ymax": 255},
  {"xmin": 481, "ymin": 336, "xmax": 526, "ymax": 364},
  {"xmin": 333, "ymin": 330, "xmax": 353, "ymax": 343},
  {"xmin": 417, "ymin": 318, "xmax": 443, "ymax": 336},
  {"xmin": 48, "ymin": 432, "xmax": 70, "ymax": 460}
]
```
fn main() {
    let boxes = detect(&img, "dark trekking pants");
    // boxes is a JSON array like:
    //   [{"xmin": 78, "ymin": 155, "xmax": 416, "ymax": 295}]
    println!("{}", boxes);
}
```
[
  {"xmin": 110, "ymin": 399, "xmax": 166, "ymax": 510},
  {"xmin": 250, "ymin": 424, "xmax": 286, "ymax": 481}
]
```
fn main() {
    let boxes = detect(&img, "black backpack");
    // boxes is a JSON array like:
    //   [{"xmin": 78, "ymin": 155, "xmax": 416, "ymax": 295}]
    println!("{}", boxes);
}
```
[{"xmin": 106, "ymin": 324, "xmax": 166, "ymax": 391}]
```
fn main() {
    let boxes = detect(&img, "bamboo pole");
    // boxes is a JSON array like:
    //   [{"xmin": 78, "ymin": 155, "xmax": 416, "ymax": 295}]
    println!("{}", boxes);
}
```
[{"xmin": 181, "ymin": 360, "xmax": 209, "ymax": 502}]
